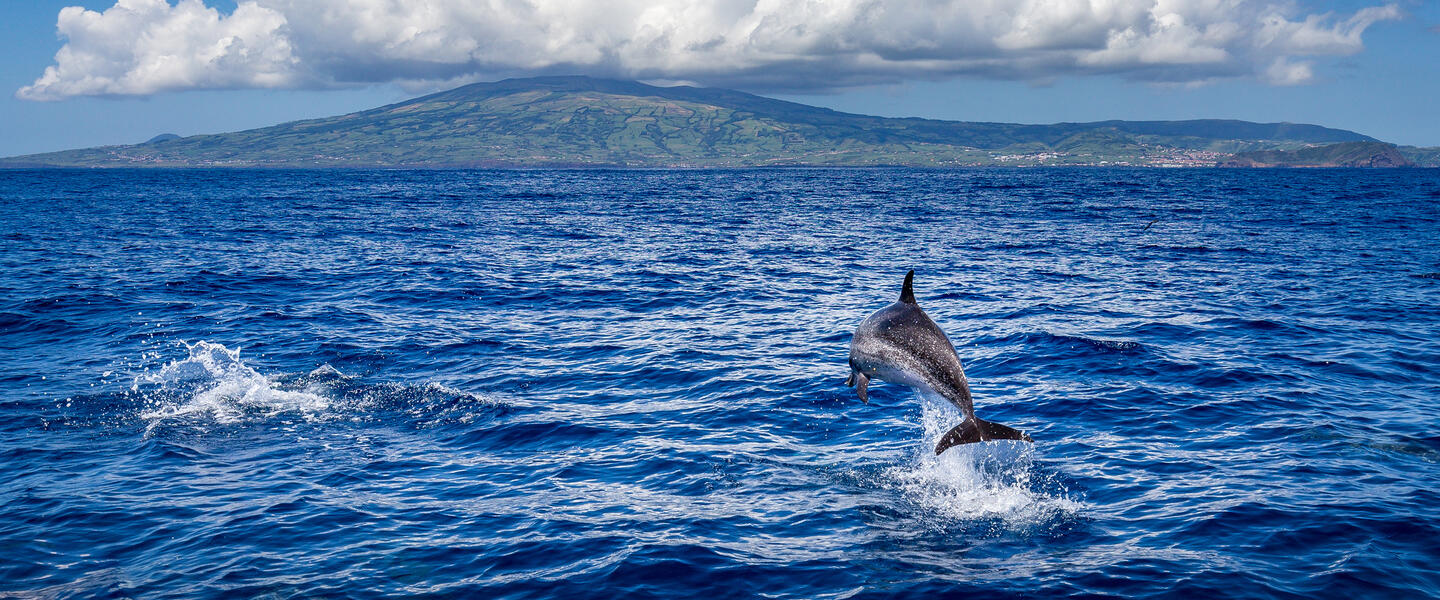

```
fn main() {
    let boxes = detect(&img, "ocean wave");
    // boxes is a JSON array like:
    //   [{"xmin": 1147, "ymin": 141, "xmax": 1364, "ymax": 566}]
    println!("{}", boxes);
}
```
[
  {"xmin": 5, "ymin": 168, "xmax": 1440, "ymax": 598},
  {"xmin": 1047, "ymin": 333, "xmax": 1144, "ymax": 353},
  {"xmin": 981, "ymin": 331, "xmax": 1145, "ymax": 355}
]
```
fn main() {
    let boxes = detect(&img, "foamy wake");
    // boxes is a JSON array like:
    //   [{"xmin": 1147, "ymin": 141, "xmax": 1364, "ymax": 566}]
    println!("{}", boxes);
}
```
[
  {"xmin": 134, "ymin": 341, "xmax": 332, "ymax": 434},
  {"xmin": 884, "ymin": 396, "xmax": 1083, "ymax": 526}
]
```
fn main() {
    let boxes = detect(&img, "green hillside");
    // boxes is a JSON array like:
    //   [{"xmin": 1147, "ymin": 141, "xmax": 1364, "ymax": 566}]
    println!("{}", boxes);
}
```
[
  {"xmin": 1400, "ymin": 146, "xmax": 1440, "ymax": 167},
  {"xmin": 0, "ymin": 76, "xmax": 1392, "ymax": 168},
  {"xmin": 1220, "ymin": 141, "xmax": 1414, "ymax": 168}
]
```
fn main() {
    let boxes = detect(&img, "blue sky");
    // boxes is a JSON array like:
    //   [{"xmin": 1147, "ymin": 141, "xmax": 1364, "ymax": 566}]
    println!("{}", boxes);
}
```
[{"xmin": 2, "ymin": 0, "xmax": 1437, "ymax": 158}]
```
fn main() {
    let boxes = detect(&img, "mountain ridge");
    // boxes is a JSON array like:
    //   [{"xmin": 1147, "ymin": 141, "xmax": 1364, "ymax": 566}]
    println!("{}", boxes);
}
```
[{"xmin": 1, "ymin": 76, "xmax": 1422, "ymax": 168}]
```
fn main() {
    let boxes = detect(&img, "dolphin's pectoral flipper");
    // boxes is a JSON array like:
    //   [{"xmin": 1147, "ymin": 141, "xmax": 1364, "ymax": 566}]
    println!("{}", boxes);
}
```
[
  {"xmin": 934, "ymin": 418, "xmax": 1033, "ymax": 454},
  {"xmin": 846, "ymin": 369, "xmax": 870, "ymax": 403}
]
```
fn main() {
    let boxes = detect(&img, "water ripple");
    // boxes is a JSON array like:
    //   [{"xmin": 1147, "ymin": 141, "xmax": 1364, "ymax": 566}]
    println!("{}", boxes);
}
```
[{"xmin": 0, "ymin": 168, "xmax": 1437, "ymax": 598}]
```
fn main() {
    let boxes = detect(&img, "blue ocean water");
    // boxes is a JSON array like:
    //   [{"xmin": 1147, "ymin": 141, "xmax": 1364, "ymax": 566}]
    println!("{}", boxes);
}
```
[{"xmin": 1, "ymin": 168, "xmax": 1438, "ymax": 599}]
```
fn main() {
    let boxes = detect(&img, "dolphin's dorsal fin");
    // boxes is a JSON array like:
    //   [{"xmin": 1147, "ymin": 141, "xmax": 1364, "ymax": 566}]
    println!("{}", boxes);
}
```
[{"xmin": 899, "ymin": 270, "xmax": 916, "ymax": 304}]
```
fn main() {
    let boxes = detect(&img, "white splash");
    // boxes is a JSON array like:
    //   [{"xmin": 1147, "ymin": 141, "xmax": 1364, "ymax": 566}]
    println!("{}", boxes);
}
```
[
  {"xmin": 135, "ymin": 341, "xmax": 331, "ymax": 433},
  {"xmin": 884, "ymin": 397, "xmax": 1083, "ymax": 526}
]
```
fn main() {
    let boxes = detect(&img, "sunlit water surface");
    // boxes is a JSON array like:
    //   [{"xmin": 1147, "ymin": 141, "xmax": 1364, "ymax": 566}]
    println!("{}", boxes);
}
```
[{"xmin": 1, "ymin": 168, "xmax": 1437, "ymax": 598}]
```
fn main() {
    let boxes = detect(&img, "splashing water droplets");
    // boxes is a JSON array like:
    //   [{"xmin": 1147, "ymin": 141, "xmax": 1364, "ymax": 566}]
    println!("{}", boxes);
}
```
[
  {"xmin": 127, "ymin": 341, "xmax": 505, "ymax": 436},
  {"xmin": 884, "ymin": 396, "xmax": 1083, "ymax": 528},
  {"xmin": 135, "ymin": 341, "xmax": 331, "ymax": 432}
]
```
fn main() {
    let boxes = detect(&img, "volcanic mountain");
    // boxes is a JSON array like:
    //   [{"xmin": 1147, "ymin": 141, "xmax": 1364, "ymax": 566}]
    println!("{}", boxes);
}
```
[{"xmin": 1, "ymin": 76, "xmax": 1401, "ymax": 168}]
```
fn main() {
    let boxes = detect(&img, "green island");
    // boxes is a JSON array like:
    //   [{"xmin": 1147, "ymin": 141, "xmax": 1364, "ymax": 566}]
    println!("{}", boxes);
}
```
[{"xmin": 3, "ymin": 76, "xmax": 1436, "ymax": 168}]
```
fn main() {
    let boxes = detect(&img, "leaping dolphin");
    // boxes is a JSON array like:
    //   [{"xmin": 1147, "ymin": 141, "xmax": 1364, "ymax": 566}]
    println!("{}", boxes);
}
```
[{"xmin": 846, "ymin": 270, "xmax": 1033, "ymax": 454}]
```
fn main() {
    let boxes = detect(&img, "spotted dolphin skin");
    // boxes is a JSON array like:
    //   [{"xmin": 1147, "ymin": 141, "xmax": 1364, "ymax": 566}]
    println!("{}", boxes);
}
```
[{"xmin": 845, "ymin": 270, "xmax": 1033, "ymax": 454}]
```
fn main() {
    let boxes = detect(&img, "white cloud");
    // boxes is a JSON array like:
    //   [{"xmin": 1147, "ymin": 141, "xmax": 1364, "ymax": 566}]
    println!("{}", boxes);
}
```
[
  {"xmin": 19, "ymin": 0, "xmax": 299, "ymax": 100},
  {"xmin": 1255, "ymin": 4, "xmax": 1402, "ymax": 54},
  {"xmin": 17, "ymin": 0, "xmax": 1403, "ymax": 100},
  {"xmin": 1263, "ymin": 56, "xmax": 1315, "ymax": 85}
]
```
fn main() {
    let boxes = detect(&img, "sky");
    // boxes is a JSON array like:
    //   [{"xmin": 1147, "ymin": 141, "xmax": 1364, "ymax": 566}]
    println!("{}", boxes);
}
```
[{"xmin": 2, "ymin": 0, "xmax": 1438, "ymax": 158}]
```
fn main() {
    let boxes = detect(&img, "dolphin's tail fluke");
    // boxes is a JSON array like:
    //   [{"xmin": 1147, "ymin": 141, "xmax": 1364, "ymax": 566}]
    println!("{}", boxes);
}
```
[{"xmin": 934, "ymin": 418, "xmax": 1033, "ymax": 454}]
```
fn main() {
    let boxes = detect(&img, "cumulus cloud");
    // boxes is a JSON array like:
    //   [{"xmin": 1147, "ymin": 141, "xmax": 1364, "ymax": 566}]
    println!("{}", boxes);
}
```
[
  {"xmin": 19, "ymin": 0, "xmax": 298, "ymax": 99},
  {"xmin": 18, "ymin": 0, "xmax": 1403, "ymax": 100}
]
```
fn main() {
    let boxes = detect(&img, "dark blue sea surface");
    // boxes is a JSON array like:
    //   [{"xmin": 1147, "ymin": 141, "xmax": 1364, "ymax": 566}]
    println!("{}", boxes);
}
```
[{"xmin": 1, "ymin": 168, "xmax": 1438, "ymax": 599}]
